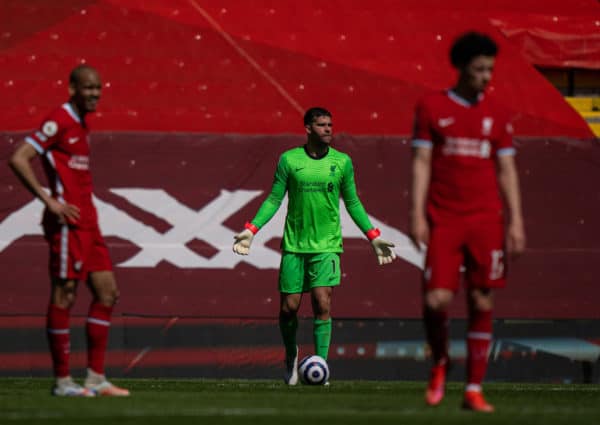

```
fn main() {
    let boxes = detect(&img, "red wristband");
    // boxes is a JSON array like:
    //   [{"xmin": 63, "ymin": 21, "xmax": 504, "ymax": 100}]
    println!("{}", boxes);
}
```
[
  {"xmin": 366, "ymin": 228, "xmax": 381, "ymax": 241},
  {"xmin": 244, "ymin": 222, "xmax": 259, "ymax": 235}
]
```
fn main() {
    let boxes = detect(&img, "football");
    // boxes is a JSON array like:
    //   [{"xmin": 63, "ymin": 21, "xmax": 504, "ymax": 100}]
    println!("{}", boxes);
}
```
[{"xmin": 298, "ymin": 355, "xmax": 329, "ymax": 385}]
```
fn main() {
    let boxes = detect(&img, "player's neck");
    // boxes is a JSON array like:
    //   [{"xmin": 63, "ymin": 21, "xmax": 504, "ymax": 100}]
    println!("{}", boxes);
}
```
[
  {"xmin": 68, "ymin": 100, "xmax": 88, "ymax": 125},
  {"xmin": 451, "ymin": 85, "xmax": 482, "ymax": 105},
  {"xmin": 304, "ymin": 141, "xmax": 329, "ymax": 159}
]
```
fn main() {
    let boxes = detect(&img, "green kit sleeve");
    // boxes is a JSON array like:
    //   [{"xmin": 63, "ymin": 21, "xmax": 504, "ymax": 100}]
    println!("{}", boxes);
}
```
[
  {"xmin": 340, "ymin": 158, "xmax": 374, "ymax": 233},
  {"xmin": 251, "ymin": 155, "xmax": 288, "ymax": 229}
]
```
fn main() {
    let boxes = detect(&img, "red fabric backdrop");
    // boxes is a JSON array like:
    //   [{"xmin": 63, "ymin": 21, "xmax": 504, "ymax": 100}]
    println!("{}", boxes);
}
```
[{"xmin": 0, "ymin": 0, "xmax": 595, "ymax": 137}]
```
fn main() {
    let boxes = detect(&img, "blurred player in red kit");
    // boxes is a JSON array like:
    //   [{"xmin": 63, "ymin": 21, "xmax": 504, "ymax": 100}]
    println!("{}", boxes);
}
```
[
  {"xmin": 410, "ymin": 32, "xmax": 525, "ymax": 412},
  {"xmin": 9, "ymin": 65, "xmax": 130, "ymax": 397}
]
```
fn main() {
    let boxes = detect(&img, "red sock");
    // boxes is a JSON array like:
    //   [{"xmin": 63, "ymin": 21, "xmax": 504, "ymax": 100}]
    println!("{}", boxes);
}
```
[
  {"xmin": 47, "ymin": 304, "xmax": 71, "ymax": 378},
  {"xmin": 466, "ymin": 309, "xmax": 492, "ymax": 388},
  {"xmin": 86, "ymin": 302, "xmax": 113, "ymax": 375},
  {"xmin": 423, "ymin": 305, "xmax": 449, "ymax": 364}
]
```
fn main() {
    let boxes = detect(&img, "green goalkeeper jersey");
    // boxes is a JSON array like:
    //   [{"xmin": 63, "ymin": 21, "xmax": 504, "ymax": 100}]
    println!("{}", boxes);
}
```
[{"xmin": 250, "ymin": 145, "xmax": 374, "ymax": 253}]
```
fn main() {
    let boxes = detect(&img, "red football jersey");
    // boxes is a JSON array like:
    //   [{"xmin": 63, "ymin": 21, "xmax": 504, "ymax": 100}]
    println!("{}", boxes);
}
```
[
  {"xmin": 412, "ymin": 90, "xmax": 515, "ymax": 222},
  {"xmin": 25, "ymin": 103, "xmax": 98, "ymax": 229}
]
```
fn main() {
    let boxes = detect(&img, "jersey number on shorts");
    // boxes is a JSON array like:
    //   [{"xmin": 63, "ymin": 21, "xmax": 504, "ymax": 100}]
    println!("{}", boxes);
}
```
[{"xmin": 489, "ymin": 250, "xmax": 504, "ymax": 280}]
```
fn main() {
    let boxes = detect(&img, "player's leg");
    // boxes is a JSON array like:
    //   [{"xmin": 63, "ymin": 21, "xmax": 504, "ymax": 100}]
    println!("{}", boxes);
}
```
[
  {"xmin": 45, "ymin": 224, "xmax": 94, "ymax": 397},
  {"xmin": 84, "ymin": 270, "xmax": 129, "ymax": 396},
  {"xmin": 311, "ymin": 286, "xmax": 332, "ymax": 360},
  {"xmin": 461, "ymin": 219, "xmax": 504, "ymax": 412},
  {"xmin": 48, "ymin": 277, "xmax": 94, "ymax": 396},
  {"xmin": 462, "ymin": 288, "xmax": 494, "ymax": 412},
  {"xmin": 422, "ymin": 223, "xmax": 463, "ymax": 406},
  {"xmin": 423, "ymin": 288, "xmax": 453, "ymax": 406},
  {"xmin": 82, "ymin": 228, "xmax": 129, "ymax": 396},
  {"xmin": 308, "ymin": 253, "xmax": 340, "ymax": 361},
  {"xmin": 279, "ymin": 292, "xmax": 301, "ymax": 385},
  {"xmin": 48, "ymin": 278, "xmax": 77, "ymax": 382},
  {"xmin": 278, "ymin": 252, "xmax": 305, "ymax": 385}
]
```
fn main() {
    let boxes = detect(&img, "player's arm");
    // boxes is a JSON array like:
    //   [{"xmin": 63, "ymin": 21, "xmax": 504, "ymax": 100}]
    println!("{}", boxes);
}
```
[
  {"xmin": 409, "ymin": 98, "xmax": 433, "ymax": 252},
  {"xmin": 8, "ymin": 141, "xmax": 80, "ymax": 223},
  {"xmin": 409, "ymin": 145, "xmax": 432, "ymax": 251},
  {"xmin": 340, "ymin": 159, "xmax": 396, "ymax": 265},
  {"xmin": 233, "ymin": 156, "xmax": 288, "ymax": 255},
  {"xmin": 496, "ymin": 153, "xmax": 525, "ymax": 258}
]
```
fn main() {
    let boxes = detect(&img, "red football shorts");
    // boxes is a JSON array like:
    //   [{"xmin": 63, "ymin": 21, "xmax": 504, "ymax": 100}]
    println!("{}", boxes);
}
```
[
  {"xmin": 44, "ymin": 222, "xmax": 113, "ymax": 281},
  {"xmin": 424, "ymin": 217, "xmax": 506, "ymax": 291}
]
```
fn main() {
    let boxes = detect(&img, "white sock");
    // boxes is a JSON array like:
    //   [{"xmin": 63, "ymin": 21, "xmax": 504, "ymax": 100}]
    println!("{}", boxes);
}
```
[
  {"xmin": 85, "ymin": 368, "xmax": 105, "ymax": 384},
  {"xmin": 465, "ymin": 383, "xmax": 482, "ymax": 393}
]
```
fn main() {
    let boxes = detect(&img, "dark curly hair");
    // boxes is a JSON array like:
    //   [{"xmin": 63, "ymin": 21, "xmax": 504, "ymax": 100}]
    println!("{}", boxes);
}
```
[{"xmin": 450, "ymin": 32, "xmax": 498, "ymax": 68}]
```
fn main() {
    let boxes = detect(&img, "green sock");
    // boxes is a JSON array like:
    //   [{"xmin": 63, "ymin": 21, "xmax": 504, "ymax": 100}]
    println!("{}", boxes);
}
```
[
  {"xmin": 279, "ymin": 315, "xmax": 298, "ymax": 360},
  {"xmin": 313, "ymin": 318, "xmax": 332, "ymax": 360}
]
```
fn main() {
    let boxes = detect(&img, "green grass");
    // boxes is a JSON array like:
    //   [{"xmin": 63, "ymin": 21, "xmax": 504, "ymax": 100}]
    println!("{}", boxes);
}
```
[{"xmin": 1, "ymin": 379, "xmax": 599, "ymax": 425}]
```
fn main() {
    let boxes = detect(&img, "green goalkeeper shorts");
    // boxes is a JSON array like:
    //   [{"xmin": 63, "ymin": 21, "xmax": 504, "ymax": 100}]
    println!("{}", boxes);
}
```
[{"xmin": 279, "ymin": 252, "xmax": 341, "ymax": 294}]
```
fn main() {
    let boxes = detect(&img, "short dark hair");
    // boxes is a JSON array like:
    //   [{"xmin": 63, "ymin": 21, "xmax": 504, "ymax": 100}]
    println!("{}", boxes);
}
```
[
  {"xmin": 450, "ymin": 32, "xmax": 498, "ymax": 68},
  {"xmin": 69, "ymin": 64, "xmax": 97, "ymax": 85},
  {"xmin": 304, "ymin": 107, "xmax": 331, "ymax": 126}
]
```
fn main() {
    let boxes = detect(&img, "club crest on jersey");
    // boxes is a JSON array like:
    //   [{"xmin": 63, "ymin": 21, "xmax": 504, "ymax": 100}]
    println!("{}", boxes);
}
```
[
  {"xmin": 481, "ymin": 117, "xmax": 493, "ymax": 136},
  {"xmin": 42, "ymin": 121, "xmax": 58, "ymax": 137},
  {"xmin": 329, "ymin": 165, "xmax": 336, "ymax": 176}
]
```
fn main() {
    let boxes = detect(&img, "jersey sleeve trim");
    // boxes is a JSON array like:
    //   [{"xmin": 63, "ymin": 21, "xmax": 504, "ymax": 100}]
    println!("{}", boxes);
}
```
[
  {"xmin": 497, "ymin": 147, "xmax": 516, "ymax": 156},
  {"xmin": 25, "ymin": 136, "xmax": 44, "ymax": 154},
  {"xmin": 366, "ymin": 228, "xmax": 381, "ymax": 241},
  {"xmin": 62, "ymin": 103, "xmax": 81, "ymax": 123},
  {"xmin": 35, "ymin": 131, "xmax": 48, "ymax": 142},
  {"xmin": 244, "ymin": 222, "xmax": 259, "ymax": 234},
  {"xmin": 412, "ymin": 139, "xmax": 433, "ymax": 149}
]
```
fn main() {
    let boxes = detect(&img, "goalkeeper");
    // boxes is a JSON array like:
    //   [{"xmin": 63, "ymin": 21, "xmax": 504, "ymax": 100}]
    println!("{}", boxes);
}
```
[{"xmin": 232, "ymin": 107, "xmax": 396, "ymax": 385}]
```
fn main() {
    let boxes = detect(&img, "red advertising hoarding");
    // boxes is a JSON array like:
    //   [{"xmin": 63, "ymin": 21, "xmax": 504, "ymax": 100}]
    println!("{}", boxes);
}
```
[{"xmin": 1, "ymin": 132, "xmax": 598, "ymax": 319}]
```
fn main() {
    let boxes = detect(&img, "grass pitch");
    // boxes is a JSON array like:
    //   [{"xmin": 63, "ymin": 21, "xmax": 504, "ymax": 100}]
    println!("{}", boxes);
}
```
[{"xmin": 1, "ymin": 379, "xmax": 598, "ymax": 425}]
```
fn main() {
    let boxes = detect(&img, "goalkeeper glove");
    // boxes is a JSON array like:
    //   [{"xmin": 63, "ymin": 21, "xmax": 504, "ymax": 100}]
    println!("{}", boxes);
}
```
[
  {"xmin": 233, "ymin": 222, "xmax": 258, "ymax": 255},
  {"xmin": 366, "ymin": 228, "xmax": 396, "ymax": 265}
]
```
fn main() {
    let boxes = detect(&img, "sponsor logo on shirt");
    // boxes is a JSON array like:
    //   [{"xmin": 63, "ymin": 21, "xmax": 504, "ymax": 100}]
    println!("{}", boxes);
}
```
[
  {"xmin": 68, "ymin": 155, "xmax": 90, "ymax": 170},
  {"xmin": 299, "ymin": 181, "xmax": 326, "ymax": 193},
  {"xmin": 443, "ymin": 137, "xmax": 491, "ymax": 158}
]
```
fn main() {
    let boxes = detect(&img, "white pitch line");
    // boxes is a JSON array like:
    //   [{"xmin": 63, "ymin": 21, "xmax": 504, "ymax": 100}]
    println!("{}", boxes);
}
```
[{"xmin": 188, "ymin": 0, "xmax": 304, "ymax": 116}]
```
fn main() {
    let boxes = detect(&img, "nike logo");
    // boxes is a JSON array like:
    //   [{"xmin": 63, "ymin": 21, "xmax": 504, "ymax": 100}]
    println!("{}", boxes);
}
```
[
  {"xmin": 68, "ymin": 137, "xmax": 79, "ymax": 144},
  {"xmin": 438, "ymin": 117, "xmax": 455, "ymax": 128},
  {"xmin": 295, "ymin": 167, "xmax": 305, "ymax": 172}
]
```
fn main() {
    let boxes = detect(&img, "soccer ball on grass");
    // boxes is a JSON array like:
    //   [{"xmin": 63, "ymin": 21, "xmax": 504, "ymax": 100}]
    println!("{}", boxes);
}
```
[{"xmin": 298, "ymin": 355, "xmax": 329, "ymax": 385}]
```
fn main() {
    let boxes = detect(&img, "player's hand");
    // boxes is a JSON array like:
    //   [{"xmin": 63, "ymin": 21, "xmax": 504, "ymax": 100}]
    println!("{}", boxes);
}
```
[
  {"xmin": 409, "ymin": 214, "xmax": 429, "ymax": 252},
  {"xmin": 506, "ymin": 220, "xmax": 526, "ymax": 259},
  {"xmin": 370, "ymin": 237, "xmax": 396, "ymax": 265},
  {"xmin": 46, "ymin": 198, "xmax": 80, "ymax": 224},
  {"xmin": 233, "ymin": 229, "xmax": 254, "ymax": 255}
]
